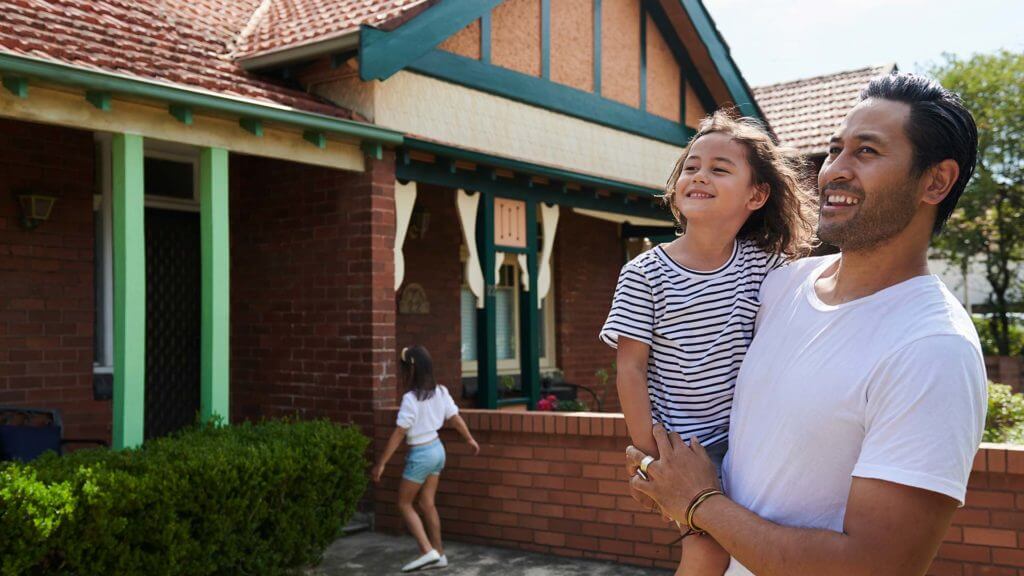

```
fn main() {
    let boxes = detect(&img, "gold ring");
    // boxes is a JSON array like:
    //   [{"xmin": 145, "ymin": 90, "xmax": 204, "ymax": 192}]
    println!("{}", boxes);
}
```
[{"xmin": 639, "ymin": 455, "xmax": 655, "ymax": 475}]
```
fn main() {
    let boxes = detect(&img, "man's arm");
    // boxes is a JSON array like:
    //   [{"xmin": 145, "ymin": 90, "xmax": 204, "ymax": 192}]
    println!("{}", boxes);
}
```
[{"xmin": 694, "ymin": 476, "xmax": 956, "ymax": 576}]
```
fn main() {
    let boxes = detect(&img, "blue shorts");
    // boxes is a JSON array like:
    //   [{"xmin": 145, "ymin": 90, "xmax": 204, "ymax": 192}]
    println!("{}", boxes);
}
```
[
  {"xmin": 402, "ymin": 439, "xmax": 446, "ymax": 484},
  {"xmin": 706, "ymin": 440, "xmax": 728, "ymax": 480}
]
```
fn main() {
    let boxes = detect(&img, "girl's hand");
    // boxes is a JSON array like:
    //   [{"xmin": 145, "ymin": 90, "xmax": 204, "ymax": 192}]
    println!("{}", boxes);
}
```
[
  {"xmin": 371, "ymin": 463, "xmax": 384, "ymax": 483},
  {"xmin": 468, "ymin": 438, "xmax": 481, "ymax": 455}
]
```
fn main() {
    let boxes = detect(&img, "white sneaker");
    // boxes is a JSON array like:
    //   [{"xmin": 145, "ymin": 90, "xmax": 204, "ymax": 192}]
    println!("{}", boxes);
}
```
[
  {"xmin": 425, "ymin": 554, "xmax": 447, "ymax": 569},
  {"xmin": 402, "ymin": 549, "xmax": 440, "ymax": 572}
]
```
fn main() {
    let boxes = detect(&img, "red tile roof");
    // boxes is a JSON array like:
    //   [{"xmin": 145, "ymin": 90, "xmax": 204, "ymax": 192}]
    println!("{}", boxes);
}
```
[
  {"xmin": 233, "ymin": 0, "xmax": 433, "ymax": 61},
  {"xmin": 754, "ymin": 64, "xmax": 897, "ymax": 156},
  {"xmin": 0, "ymin": 0, "xmax": 353, "ymax": 118}
]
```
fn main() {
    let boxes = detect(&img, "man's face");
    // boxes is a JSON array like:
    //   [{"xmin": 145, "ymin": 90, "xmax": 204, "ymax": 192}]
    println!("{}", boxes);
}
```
[{"xmin": 817, "ymin": 98, "xmax": 922, "ymax": 251}]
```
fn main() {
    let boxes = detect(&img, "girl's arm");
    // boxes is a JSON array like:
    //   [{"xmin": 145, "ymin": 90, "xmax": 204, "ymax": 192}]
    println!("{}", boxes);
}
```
[
  {"xmin": 446, "ymin": 414, "xmax": 480, "ymax": 455},
  {"xmin": 371, "ymin": 426, "xmax": 407, "ymax": 483},
  {"xmin": 617, "ymin": 337, "xmax": 658, "ymax": 458}
]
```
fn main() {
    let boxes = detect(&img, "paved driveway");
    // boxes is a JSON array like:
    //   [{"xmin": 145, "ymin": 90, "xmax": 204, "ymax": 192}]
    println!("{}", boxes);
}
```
[{"xmin": 310, "ymin": 531, "xmax": 672, "ymax": 576}]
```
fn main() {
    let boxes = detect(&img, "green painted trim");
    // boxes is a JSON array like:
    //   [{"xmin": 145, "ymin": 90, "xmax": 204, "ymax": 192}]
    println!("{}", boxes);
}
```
[
  {"xmin": 2, "ymin": 75, "xmax": 27, "ymax": 98},
  {"xmin": 169, "ymin": 104, "xmax": 193, "ymax": 125},
  {"xmin": 406, "ymin": 50, "xmax": 693, "ymax": 147},
  {"xmin": 476, "ymin": 192, "xmax": 498, "ymax": 409},
  {"xmin": 496, "ymin": 397, "xmax": 529, "ymax": 407},
  {"xmin": 639, "ymin": 4, "xmax": 647, "ymax": 112},
  {"xmin": 678, "ymin": 0, "xmax": 762, "ymax": 119},
  {"xmin": 303, "ymin": 130, "xmax": 326, "ymax": 149},
  {"xmin": 643, "ymin": 0, "xmax": 716, "ymax": 115},
  {"xmin": 404, "ymin": 137, "xmax": 665, "ymax": 198},
  {"xmin": 519, "ymin": 199, "xmax": 540, "ymax": 411},
  {"xmin": 86, "ymin": 90, "xmax": 112, "ymax": 111},
  {"xmin": 593, "ymin": 0, "xmax": 601, "ymax": 95},
  {"xmin": 0, "ymin": 52, "xmax": 402, "ymax": 145},
  {"xmin": 361, "ymin": 141, "xmax": 383, "ymax": 160},
  {"xmin": 111, "ymin": 133, "xmax": 145, "ymax": 450},
  {"xmin": 239, "ymin": 117, "xmax": 263, "ymax": 137},
  {"xmin": 396, "ymin": 159, "xmax": 672, "ymax": 222},
  {"xmin": 541, "ymin": 0, "xmax": 551, "ymax": 80},
  {"xmin": 481, "ymin": 12, "xmax": 492, "ymax": 64},
  {"xmin": 358, "ymin": 0, "xmax": 504, "ymax": 81},
  {"xmin": 200, "ymin": 147, "xmax": 230, "ymax": 426}
]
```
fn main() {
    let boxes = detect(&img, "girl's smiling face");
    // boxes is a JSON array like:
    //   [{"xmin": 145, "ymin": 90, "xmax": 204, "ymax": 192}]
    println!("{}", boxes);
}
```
[{"xmin": 674, "ymin": 132, "xmax": 768, "ymax": 227}]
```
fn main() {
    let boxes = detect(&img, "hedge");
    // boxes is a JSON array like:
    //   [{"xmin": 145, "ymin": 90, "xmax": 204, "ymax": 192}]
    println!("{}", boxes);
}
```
[{"xmin": 0, "ymin": 419, "xmax": 369, "ymax": 576}]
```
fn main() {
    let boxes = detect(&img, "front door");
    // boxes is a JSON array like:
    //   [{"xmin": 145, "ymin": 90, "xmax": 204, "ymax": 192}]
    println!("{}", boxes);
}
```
[{"xmin": 144, "ymin": 207, "xmax": 200, "ymax": 439}]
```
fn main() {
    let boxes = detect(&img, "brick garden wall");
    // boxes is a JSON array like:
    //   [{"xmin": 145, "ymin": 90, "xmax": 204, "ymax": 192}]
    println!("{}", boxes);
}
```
[
  {"xmin": 374, "ymin": 408, "xmax": 1024, "ymax": 574},
  {"xmin": 553, "ymin": 210, "xmax": 625, "ymax": 412},
  {"xmin": 0, "ymin": 118, "xmax": 108, "ymax": 442},
  {"xmin": 987, "ymin": 356, "xmax": 1023, "ymax": 394},
  {"xmin": 230, "ymin": 151, "xmax": 397, "ymax": 436}
]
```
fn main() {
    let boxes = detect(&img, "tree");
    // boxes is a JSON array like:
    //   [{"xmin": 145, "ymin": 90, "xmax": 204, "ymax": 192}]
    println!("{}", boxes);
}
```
[{"xmin": 932, "ymin": 50, "xmax": 1024, "ymax": 355}]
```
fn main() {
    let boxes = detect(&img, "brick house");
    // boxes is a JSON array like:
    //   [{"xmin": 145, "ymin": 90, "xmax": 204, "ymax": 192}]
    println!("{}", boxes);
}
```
[{"xmin": 0, "ymin": 0, "xmax": 761, "ymax": 448}]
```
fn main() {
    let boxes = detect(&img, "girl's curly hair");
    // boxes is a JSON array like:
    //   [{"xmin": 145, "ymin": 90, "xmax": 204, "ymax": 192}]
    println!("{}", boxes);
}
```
[{"xmin": 663, "ymin": 110, "xmax": 819, "ymax": 258}]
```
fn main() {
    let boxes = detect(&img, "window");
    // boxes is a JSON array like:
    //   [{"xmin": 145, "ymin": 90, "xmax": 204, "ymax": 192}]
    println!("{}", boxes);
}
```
[
  {"xmin": 460, "ymin": 253, "xmax": 556, "ymax": 375},
  {"xmin": 92, "ymin": 137, "xmax": 198, "ymax": 373}
]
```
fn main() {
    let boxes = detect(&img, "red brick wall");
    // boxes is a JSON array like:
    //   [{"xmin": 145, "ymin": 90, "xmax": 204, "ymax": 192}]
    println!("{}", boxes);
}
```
[
  {"xmin": 933, "ymin": 446, "xmax": 1024, "ymax": 575},
  {"xmin": 230, "ymin": 151, "xmax": 397, "ymax": 437},
  {"xmin": 0, "ymin": 118, "xmax": 108, "ymax": 442},
  {"xmin": 373, "ymin": 407, "xmax": 1024, "ymax": 574},
  {"xmin": 553, "ymin": 210, "xmax": 625, "ymax": 412},
  {"xmin": 395, "ymin": 184, "xmax": 464, "ymax": 402},
  {"xmin": 987, "ymin": 356, "xmax": 1023, "ymax": 394}
]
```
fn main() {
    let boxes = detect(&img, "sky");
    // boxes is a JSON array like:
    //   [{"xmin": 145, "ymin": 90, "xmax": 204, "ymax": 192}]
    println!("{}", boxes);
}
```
[{"xmin": 703, "ymin": 0, "xmax": 1024, "ymax": 87}]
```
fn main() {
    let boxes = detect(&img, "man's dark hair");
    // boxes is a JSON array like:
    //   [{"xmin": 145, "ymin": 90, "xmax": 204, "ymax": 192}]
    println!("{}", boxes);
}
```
[{"xmin": 860, "ymin": 72, "xmax": 978, "ymax": 235}]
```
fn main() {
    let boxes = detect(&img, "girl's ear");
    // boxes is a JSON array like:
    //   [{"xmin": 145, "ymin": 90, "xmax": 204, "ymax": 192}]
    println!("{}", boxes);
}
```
[{"xmin": 747, "ymin": 183, "xmax": 770, "ymax": 211}]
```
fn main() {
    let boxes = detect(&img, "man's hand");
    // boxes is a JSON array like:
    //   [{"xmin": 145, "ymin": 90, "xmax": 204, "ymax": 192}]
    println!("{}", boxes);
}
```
[
  {"xmin": 626, "ymin": 424, "xmax": 720, "ymax": 524},
  {"xmin": 625, "ymin": 446, "xmax": 676, "ymax": 522}
]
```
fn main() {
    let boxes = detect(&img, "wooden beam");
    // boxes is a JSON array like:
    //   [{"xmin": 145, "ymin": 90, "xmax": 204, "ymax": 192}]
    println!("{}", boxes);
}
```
[{"xmin": 200, "ymin": 147, "xmax": 230, "ymax": 425}]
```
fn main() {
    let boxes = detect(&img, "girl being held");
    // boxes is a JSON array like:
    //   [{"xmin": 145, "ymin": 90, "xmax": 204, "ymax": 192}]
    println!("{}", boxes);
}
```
[
  {"xmin": 372, "ymin": 345, "xmax": 480, "ymax": 573},
  {"xmin": 600, "ymin": 111, "xmax": 817, "ymax": 575}
]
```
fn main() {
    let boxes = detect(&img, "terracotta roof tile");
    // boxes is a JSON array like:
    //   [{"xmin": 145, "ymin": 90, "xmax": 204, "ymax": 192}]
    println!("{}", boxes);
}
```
[
  {"xmin": 0, "ymin": 0, "xmax": 353, "ymax": 118},
  {"xmin": 233, "ymin": 0, "xmax": 433, "ymax": 60},
  {"xmin": 754, "ymin": 64, "xmax": 897, "ymax": 156}
]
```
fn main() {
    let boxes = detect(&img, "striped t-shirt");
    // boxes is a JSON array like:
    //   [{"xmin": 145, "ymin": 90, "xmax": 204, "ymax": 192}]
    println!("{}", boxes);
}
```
[{"xmin": 599, "ymin": 239, "xmax": 785, "ymax": 447}]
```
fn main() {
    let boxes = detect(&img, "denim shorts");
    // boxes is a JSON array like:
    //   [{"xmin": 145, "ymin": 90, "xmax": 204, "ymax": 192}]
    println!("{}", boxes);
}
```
[
  {"xmin": 706, "ymin": 440, "xmax": 728, "ymax": 480},
  {"xmin": 402, "ymin": 439, "xmax": 446, "ymax": 484}
]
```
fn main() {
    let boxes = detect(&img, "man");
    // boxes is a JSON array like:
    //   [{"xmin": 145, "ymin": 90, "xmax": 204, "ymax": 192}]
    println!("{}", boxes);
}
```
[{"xmin": 627, "ymin": 72, "xmax": 986, "ymax": 576}]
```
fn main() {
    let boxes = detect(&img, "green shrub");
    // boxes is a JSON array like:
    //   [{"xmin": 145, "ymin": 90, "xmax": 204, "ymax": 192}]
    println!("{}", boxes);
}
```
[
  {"xmin": 972, "ymin": 315, "xmax": 1024, "ymax": 357},
  {"xmin": 985, "ymin": 381, "xmax": 1024, "ymax": 444},
  {"xmin": 0, "ymin": 419, "xmax": 369, "ymax": 576}
]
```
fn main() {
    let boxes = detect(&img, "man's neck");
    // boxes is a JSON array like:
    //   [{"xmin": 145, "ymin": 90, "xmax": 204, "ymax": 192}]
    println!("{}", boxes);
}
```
[{"xmin": 815, "ymin": 233, "xmax": 931, "ymax": 306}]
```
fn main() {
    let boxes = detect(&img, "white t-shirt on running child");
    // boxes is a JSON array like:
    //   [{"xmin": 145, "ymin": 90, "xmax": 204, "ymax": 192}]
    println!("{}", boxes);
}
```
[
  {"xmin": 396, "ymin": 385, "xmax": 459, "ymax": 446},
  {"xmin": 722, "ymin": 254, "xmax": 987, "ymax": 576},
  {"xmin": 599, "ymin": 239, "xmax": 785, "ymax": 446}
]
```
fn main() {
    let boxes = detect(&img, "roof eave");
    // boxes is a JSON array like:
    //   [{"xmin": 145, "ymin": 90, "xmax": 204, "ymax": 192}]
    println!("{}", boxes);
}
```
[{"xmin": 237, "ymin": 31, "xmax": 360, "ymax": 72}]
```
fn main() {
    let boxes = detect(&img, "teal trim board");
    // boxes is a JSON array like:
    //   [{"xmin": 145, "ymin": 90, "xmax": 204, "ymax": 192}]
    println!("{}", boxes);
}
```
[
  {"xmin": 2, "ymin": 75, "xmax": 28, "ymax": 98},
  {"xmin": 358, "ymin": 0, "xmax": 503, "ymax": 81},
  {"xmin": 678, "ymin": 0, "xmax": 762, "ymax": 119},
  {"xmin": 200, "ymin": 147, "xmax": 230, "ymax": 425},
  {"xmin": 642, "ymin": 0, "xmax": 716, "ymax": 115},
  {"xmin": 481, "ymin": 11, "xmax": 492, "ymax": 64},
  {"xmin": 405, "ymin": 50, "xmax": 693, "ymax": 147},
  {"xmin": 519, "ymin": 199, "xmax": 540, "ymax": 410},
  {"xmin": 112, "ymin": 133, "xmax": 146, "ymax": 450},
  {"xmin": 541, "ymin": 0, "xmax": 551, "ymax": 80},
  {"xmin": 0, "ymin": 52, "xmax": 402, "ymax": 146}
]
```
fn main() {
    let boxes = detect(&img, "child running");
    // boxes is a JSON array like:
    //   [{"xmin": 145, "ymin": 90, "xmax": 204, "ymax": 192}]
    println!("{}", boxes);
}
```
[
  {"xmin": 372, "ymin": 345, "xmax": 480, "ymax": 573},
  {"xmin": 600, "ymin": 110, "xmax": 817, "ymax": 575}
]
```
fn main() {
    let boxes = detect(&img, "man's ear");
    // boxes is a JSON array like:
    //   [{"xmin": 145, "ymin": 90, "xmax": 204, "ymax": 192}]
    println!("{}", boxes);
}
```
[
  {"xmin": 922, "ymin": 159, "xmax": 960, "ymax": 206},
  {"xmin": 747, "ymin": 183, "xmax": 770, "ymax": 211}
]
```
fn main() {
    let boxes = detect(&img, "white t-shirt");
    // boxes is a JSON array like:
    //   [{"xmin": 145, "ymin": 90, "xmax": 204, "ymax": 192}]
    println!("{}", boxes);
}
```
[
  {"xmin": 396, "ymin": 385, "xmax": 459, "ymax": 446},
  {"xmin": 723, "ymin": 255, "xmax": 987, "ymax": 576}
]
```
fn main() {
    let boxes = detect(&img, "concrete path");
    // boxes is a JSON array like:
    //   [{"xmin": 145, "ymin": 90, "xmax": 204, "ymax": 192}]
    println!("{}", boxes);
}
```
[{"xmin": 310, "ymin": 531, "xmax": 672, "ymax": 576}]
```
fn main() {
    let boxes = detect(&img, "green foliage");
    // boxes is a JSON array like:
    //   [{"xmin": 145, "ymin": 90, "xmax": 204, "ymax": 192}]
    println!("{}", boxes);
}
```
[
  {"xmin": 0, "ymin": 419, "xmax": 369, "ymax": 576},
  {"xmin": 972, "ymin": 315, "xmax": 1024, "ymax": 357},
  {"xmin": 931, "ymin": 50, "xmax": 1024, "ymax": 355},
  {"xmin": 985, "ymin": 382, "xmax": 1024, "ymax": 444},
  {"xmin": 553, "ymin": 399, "xmax": 590, "ymax": 412}
]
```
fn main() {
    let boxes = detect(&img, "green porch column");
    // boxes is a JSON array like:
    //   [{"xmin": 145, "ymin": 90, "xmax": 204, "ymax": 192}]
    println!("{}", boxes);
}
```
[
  {"xmin": 112, "ymin": 133, "xmax": 145, "ymax": 450},
  {"xmin": 519, "ymin": 200, "xmax": 540, "ymax": 410},
  {"xmin": 200, "ymin": 147, "xmax": 230, "ymax": 424},
  {"xmin": 476, "ymin": 191, "xmax": 498, "ymax": 409}
]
